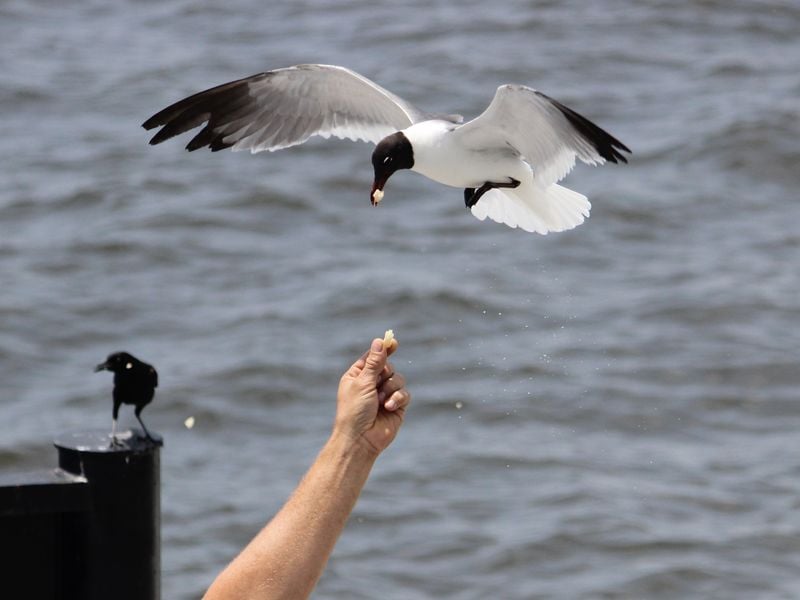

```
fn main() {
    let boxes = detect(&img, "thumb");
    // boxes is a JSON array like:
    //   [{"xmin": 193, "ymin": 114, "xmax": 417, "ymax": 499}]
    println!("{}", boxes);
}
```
[{"xmin": 360, "ymin": 338, "xmax": 386, "ymax": 383}]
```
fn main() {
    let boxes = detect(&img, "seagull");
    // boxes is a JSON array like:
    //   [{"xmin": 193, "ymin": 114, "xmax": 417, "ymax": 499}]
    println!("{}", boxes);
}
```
[
  {"xmin": 143, "ymin": 64, "xmax": 630, "ymax": 234},
  {"xmin": 95, "ymin": 352, "xmax": 159, "ymax": 445}
]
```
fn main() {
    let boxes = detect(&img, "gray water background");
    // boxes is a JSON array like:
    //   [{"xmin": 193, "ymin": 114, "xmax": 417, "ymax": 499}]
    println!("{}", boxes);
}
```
[{"xmin": 2, "ymin": 0, "xmax": 800, "ymax": 598}]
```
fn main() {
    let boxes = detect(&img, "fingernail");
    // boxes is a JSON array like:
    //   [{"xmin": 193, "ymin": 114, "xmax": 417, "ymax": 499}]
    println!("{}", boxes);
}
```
[
  {"xmin": 385, "ymin": 398, "xmax": 397, "ymax": 410},
  {"xmin": 371, "ymin": 339, "xmax": 383, "ymax": 352}
]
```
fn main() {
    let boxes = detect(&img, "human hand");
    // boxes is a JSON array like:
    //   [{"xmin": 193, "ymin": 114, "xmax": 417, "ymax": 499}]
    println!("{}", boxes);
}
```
[{"xmin": 335, "ymin": 338, "xmax": 411, "ymax": 456}]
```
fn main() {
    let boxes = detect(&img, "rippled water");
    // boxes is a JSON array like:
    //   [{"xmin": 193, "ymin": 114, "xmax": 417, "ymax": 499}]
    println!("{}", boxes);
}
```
[{"xmin": 3, "ymin": 1, "xmax": 800, "ymax": 598}]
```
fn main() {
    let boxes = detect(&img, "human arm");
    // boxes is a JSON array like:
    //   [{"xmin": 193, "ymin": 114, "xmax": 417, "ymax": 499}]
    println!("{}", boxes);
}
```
[{"xmin": 203, "ymin": 337, "xmax": 411, "ymax": 600}]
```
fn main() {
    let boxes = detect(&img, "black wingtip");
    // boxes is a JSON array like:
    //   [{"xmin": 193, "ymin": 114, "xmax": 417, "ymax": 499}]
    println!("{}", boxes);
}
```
[
  {"xmin": 209, "ymin": 138, "xmax": 235, "ymax": 152},
  {"xmin": 141, "ymin": 74, "xmax": 263, "ymax": 151},
  {"xmin": 150, "ymin": 133, "xmax": 167, "ymax": 146},
  {"xmin": 142, "ymin": 116, "xmax": 159, "ymax": 131},
  {"xmin": 539, "ymin": 92, "xmax": 631, "ymax": 164}
]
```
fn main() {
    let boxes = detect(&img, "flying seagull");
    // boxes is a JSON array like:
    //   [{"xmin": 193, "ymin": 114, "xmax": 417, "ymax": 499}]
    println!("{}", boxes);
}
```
[
  {"xmin": 95, "ymin": 352, "xmax": 159, "ymax": 445},
  {"xmin": 143, "ymin": 64, "xmax": 630, "ymax": 234}
]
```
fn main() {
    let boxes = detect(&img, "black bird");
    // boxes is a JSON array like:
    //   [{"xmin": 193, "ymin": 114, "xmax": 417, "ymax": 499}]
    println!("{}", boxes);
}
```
[{"xmin": 95, "ymin": 352, "xmax": 159, "ymax": 445}]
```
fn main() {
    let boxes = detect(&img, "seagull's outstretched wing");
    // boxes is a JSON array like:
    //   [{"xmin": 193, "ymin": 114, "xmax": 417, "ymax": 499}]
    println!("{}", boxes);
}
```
[
  {"xmin": 143, "ymin": 64, "xmax": 434, "ymax": 152},
  {"xmin": 455, "ymin": 85, "xmax": 630, "ymax": 187}
]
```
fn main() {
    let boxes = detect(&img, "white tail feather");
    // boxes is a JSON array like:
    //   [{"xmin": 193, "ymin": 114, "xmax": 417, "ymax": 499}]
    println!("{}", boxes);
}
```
[{"xmin": 470, "ymin": 183, "xmax": 591, "ymax": 234}]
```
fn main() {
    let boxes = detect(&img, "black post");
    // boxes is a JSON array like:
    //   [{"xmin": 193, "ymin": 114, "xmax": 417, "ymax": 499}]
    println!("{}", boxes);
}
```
[
  {"xmin": 54, "ymin": 430, "xmax": 162, "ymax": 600},
  {"xmin": 0, "ymin": 468, "xmax": 89, "ymax": 599}
]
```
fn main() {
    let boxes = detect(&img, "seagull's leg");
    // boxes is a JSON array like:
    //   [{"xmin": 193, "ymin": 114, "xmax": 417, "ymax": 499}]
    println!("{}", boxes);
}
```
[
  {"xmin": 464, "ymin": 178, "xmax": 521, "ymax": 209},
  {"xmin": 463, "ymin": 188, "xmax": 476, "ymax": 208}
]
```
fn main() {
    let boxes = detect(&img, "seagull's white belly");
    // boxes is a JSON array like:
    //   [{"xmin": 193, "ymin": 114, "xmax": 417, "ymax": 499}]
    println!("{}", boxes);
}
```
[{"xmin": 405, "ymin": 121, "xmax": 531, "ymax": 189}]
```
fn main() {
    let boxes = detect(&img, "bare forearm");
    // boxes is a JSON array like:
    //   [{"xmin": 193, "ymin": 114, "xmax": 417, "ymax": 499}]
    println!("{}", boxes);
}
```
[
  {"xmin": 204, "ymin": 337, "xmax": 410, "ymax": 599},
  {"xmin": 204, "ymin": 433, "xmax": 378, "ymax": 600}
]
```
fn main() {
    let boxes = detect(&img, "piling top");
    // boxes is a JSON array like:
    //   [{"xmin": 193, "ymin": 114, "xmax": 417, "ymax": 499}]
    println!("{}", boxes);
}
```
[{"xmin": 54, "ymin": 429, "xmax": 163, "ymax": 453}]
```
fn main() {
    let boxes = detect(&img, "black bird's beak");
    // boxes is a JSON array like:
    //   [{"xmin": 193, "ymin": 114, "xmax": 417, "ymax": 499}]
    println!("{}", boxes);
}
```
[{"xmin": 94, "ymin": 362, "xmax": 108, "ymax": 373}]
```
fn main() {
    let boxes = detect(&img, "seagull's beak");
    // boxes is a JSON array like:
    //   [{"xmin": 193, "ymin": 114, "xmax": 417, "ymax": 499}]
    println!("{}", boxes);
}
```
[
  {"xmin": 94, "ymin": 362, "xmax": 108, "ymax": 373},
  {"xmin": 370, "ymin": 177, "xmax": 388, "ymax": 206}
]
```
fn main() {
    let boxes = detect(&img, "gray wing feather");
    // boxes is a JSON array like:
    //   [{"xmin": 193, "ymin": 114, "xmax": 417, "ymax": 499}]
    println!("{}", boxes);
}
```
[
  {"xmin": 143, "ymin": 64, "xmax": 435, "ymax": 152},
  {"xmin": 455, "ymin": 85, "xmax": 630, "ymax": 187}
]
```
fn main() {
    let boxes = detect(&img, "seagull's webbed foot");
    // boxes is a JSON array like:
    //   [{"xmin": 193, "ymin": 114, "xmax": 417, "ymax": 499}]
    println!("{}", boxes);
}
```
[
  {"xmin": 464, "ymin": 178, "xmax": 521, "ymax": 209},
  {"xmin": 108, "ymin": 435, "xmax": 124, "ymax": 448}
]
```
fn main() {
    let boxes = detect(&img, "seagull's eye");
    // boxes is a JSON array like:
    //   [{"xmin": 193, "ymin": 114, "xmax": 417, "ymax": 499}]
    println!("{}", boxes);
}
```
[
  {"xmin": 125, "ymin": 362, "xmax": 133, "ymax": 369},
  {"xmin": 383, "ymin": 156, "xmax": 392, "ymax": 164}
]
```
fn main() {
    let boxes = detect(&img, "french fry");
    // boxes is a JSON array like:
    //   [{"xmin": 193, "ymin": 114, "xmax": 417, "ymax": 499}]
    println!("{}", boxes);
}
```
[{"xmin": 383, "ymin": 329, "xmax": 398, "ymax": 354}]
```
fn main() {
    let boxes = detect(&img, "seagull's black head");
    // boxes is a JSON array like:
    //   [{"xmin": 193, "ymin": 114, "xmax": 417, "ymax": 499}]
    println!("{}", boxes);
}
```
[
  {"xmin": 95, "ymin": 351, "xmax": 139, "ymax": 374},
  {"xmin": 371, "ymin": 132, "xmax": 414, "ymax": 205}
]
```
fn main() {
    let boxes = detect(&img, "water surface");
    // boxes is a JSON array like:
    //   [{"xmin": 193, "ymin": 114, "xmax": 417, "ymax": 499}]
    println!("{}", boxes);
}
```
[{"xmin": 2, "ymin": 1, "xmax": 799, "ymax": 598}]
